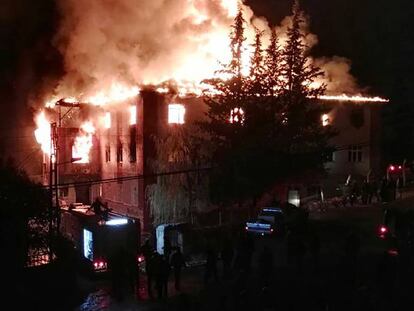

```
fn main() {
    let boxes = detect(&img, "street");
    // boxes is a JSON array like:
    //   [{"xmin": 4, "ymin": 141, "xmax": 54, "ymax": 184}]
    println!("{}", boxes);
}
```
[{"xmin": 73, "ymin": 199, "xmax": 414, "ymax": 311}]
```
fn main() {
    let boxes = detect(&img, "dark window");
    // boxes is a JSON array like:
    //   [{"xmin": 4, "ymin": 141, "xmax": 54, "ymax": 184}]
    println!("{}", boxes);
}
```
[
  {"xmin": 325, "ymin": 151, "xmax": 334, "ymax": 162},
  {"xmin": 348, "ymin": 145, "xmax": 362, "ymax": 163},
  {"xmin": 105, "ymin": 145, "xmax": 111, "ymax": 162},
  {"xmin": 60, "ymin": 187, "xmax": 69, "ymax": 197},
  {"xmin": 349, "ymin": 108, "xmax": 364, "ymax": 128},
  {"xmin": 117, "ymin": 142, "xmax": 123, "ymax": 163},
  {"xmin": 129, "ymin": 126, "xmax": 137, "ymax": 163}
]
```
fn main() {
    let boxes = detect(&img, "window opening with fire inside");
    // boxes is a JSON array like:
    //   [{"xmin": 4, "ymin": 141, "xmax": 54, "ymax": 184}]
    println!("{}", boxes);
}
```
[{"xmin": 168, "ymin": 104, "xmax": 185, "ymax": 124}]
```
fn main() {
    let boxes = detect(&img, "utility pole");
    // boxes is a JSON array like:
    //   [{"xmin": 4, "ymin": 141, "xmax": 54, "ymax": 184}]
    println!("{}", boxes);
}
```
[{"xmin": 49, "ymin": 122, "xmax": 59, "ymax": 260}]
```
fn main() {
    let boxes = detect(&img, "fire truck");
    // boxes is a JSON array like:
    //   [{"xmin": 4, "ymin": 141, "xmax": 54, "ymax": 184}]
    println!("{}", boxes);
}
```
[{"xmin": 60, "ymin": 204, "xmax": 144, "ymax": 273}]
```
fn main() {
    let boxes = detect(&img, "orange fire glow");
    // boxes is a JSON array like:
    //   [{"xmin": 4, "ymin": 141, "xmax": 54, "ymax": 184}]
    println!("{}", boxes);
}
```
[
  {"xmin": 72, "ymin": 121, "xmax": 95, "ymax": 163},
  {"xmin": 229, "ymin": 107, "xmax": 245, "ymax": 124},
  {"xmin": 129, "ymin": 106, "xmax": 137, "ymax": 125},
  {"xmin": 103, "ymin": 112, "xmax": 111, "ymax": 129},
  {"xmin": 318, "ymin": 94, "xmax": 389, "ymax": 103},
  {"xmin": 34, "ymin": 111, "xmax": 51, "ymax": 155},
  {"xmin": 86, "ymin": 84, "xmax": 140, "ymax": 106}
]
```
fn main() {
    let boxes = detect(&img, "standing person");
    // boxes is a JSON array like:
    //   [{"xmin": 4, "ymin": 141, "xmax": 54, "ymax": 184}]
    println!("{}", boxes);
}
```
[
  {"xmin": 145, "ymin": 252, "xmax": 155, "ymax": 299},
  {"xmin": 141, "ymin": 239, "xmax": 154, "ymax": 298},
  {"xmin": 109, "ymin": 247, "xmax": 127, "ymax": 302},
  {"xmin": 124, "ymin": 248, "xmax": 138, "ymax": 297},
  {"xmin": 380, "ymin": 177, "xmax": 388, "ymax": 203},
  {"xmin": 344, "ymin": 231, "xmax": 361, "ymax": 271},
  {"xmin": 350, "ymin": 180, "xmax": 359, "ymax": 206},
  {"xmin": 286, "ymin": 230, "xmax": 295, "ymax": 265},
  {"xmin": 160, "ymin": 254, "xmax": 171, "ymax": 298},
  {"xmin": 164, "ymin": 236, "xmax": 172, "ymax": 263},
  {"xmin": 361, "ymin": 180, "xmax": 369, "ymax": 205},
  {"xmin": 204, "ymin": 247, "xmax": 218, "ymax": 284},
  {"xmin": 141, "ymin": 239, "xmax": 152, "ymax": 262},
  {"xmin": 295, "ymin": 235, "xmax": 306, "ymax": 273},
  {"xmin": 154, "ymin": 253, "xmax": 164, "ymax": 299},
  {"xmin": 221, "ymin": 239, "xmax": 234, "ymax": 279},
  {"xmin": 170, "ymin": 247, "xmax": 185, "ymax": 291},
  {"xmin": 309, "ymin": 231, "xmax": 321, "ymax": 270},
  {"xmin": 258, "ymin": 246, "xmax": 273, "ymax": 287},
  {"xmin": 241, "ymin": 235, "xmax": 255, "ymax": 273}
]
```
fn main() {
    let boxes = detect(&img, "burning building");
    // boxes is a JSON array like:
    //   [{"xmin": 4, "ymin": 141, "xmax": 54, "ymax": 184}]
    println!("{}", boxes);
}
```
[{"xmin": 30, "ymin": 0, "xmax": 390, "ymax": 235}]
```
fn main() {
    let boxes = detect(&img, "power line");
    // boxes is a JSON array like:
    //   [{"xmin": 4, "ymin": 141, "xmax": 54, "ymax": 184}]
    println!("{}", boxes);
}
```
[{"xmin": 37, "ymin": 166, "xmax": 213, "ymax": 190}]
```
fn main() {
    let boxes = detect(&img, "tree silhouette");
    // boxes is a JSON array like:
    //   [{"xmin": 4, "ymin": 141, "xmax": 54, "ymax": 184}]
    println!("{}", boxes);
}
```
[
  {"xmin": 201, "ymin": 2, "xmax": 335, "ymax": 206},
  {"xmin": 146, "ymin": 125, "xmax": 209, "ymax": 226}
]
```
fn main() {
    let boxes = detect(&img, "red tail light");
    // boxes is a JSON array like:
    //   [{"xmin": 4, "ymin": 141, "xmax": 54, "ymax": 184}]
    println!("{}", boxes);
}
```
[
  {"xmin": 93, "ymin": 260, "xmax": 107, "ymax": 271},
  {"xmin": 388, "ymin": 249, "xmax": 398, "ymax": 256},
  {"xmin": 137, "ymin": 255, "xmax": 145, "ymax": 263},
  {"xmin": 378, "ymin": 225, "xmax": 388, "ymax": 238}
]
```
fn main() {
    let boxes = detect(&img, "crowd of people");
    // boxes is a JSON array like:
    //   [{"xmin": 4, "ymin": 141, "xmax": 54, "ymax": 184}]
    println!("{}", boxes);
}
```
[
  {"xmin": 341, "ymin": 176, "xmax": 402, "ymax": 207},
  {"xmin": 103, "ymin": 224, "xmax": 414, "ymax": 310},
  {"xmin": 123, "ymin": 230, "xmax": 325, "ymax": 301}
]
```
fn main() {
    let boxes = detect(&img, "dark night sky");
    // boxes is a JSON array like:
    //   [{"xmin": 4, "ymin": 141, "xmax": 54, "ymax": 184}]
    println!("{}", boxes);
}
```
[{"xmin": 1, "ymin": 0, "xmax": 413, "ymax": 161}]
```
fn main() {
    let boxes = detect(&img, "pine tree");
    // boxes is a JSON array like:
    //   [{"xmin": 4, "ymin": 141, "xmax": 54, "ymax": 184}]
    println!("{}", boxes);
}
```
[
  {"xmin": 282, "ymin": 0, "xmax": 325, "ymax": 101},
  {"xmin": 229, "ymin": 9, "xmax": 246, "ymax": 79},
  {"xmin": 201, "ymin": 9, "xmax": 251, "ymax": 204},
  {"xmin": 265, "ymin": 29, "xmax": 283, "ymax": 96},
  {"xmin": 247, "ymin": 28, "xmax": 266, "ymax": 97},
  {"xmin": 201, "ymin": 1, "xmax": 335, "ymax": 205},
  {"xmin": 278, "ymin": 0, "xmax": 334, "ymax": 173}
]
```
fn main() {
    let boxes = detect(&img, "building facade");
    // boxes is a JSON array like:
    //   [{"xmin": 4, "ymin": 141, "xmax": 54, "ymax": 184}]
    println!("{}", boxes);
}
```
[{"xmin": 41, "ymin": 92, "xmax": 384, "ymax": 234}]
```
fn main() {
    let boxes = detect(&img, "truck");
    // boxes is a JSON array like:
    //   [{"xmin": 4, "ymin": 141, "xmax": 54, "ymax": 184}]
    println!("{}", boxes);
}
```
[
  {"xmin": 245, "ymin": 207, "xmax": 285, "ymax": 236},
  {"xmin": 60, "ymin": 204, "xmax": 144, "ymax": 274}
]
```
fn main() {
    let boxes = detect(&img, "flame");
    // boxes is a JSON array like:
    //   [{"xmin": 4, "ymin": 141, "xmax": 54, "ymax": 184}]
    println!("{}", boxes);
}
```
[
  {"xmin": 85, "ymin": 84, "xmax": 140, "ymax": 106},
  {"xmin": 229, "ymin": 107, "xmax": 245, "ymax": 124},
  {"xmin": 129, "ymin": 106, "xmax": 137, "ymax": 125},
  {"xmin": 321, "ymin": 114, "xmax": 329, "ymax": 126},
  {"xmin": 318, "ymin": 94, "xmax": 389, "ymax": 103},
  {"xmin": 34, "ymin": 111, "xmax": 51, "ymax": 155},
  {"xmin": 72, "ymin": 121, "xmax": 95, "ymax": 163}
]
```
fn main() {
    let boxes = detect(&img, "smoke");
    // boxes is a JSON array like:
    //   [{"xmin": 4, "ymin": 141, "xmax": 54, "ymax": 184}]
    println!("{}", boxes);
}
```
[
  {"xmin": 52, "ymin": 0, "xmax": 360, "ymax": 99},
  {"xmin": 315, "ymin": 56, "xmax": 359, "ymax": 94}
]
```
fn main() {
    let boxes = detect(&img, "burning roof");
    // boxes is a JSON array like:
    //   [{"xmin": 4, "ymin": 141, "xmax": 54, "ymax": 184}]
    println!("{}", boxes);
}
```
[{"xmin": 34, "ymin": 0, "xmax": 389, "ymax": 160}]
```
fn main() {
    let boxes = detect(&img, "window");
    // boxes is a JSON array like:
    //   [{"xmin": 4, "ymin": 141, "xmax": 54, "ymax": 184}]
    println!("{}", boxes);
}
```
[
  {"xmin": 129, "ymin": 106, "xmax": 136, "ymax": 125},
  {"xmin": 349, "ymin": 108, "xmax": 364, "ymax": 128},
  {"xmin": 105, "ymin": 145, "xmax": 111, "ymax": 162},
  {"xmin": 321, "ymin": 114, "xmax": 330, "ymax": 126},
  {"xmin": 348, "ymin": 145, "xmax": 362, "ymax": 162},
  {"xmin": 59, "ymin": 186, "xmax": 69, "ymax": 197},
  {"xmin": 168, "ymin": 104, "xmax": 185, "ymax": 124},
  {"xmin": 129, "ymin": 126, "xmax": 137, "ymax": 163},
  {"xmin": 83, "ymin": 229, "xmax": 93, "ymax": 260},
  {"xmin": 104, "ymin": 112, "xmax": 111, "ymax": 129},
  {"xmin": 325, "ymin": 151, "xmax": 335, "ymax": 162},
  {"xmin": 117, "ymin": 142, "xmax": 123, "ymax": 163}
]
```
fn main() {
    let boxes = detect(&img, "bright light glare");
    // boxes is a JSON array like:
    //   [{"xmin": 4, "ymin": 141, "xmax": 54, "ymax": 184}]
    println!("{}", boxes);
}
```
[
  {"xmin": 104, "ymin": 112, "xmax": 111, "ymax": 129},
  {"xmin": 105, "ymin": 218, "xmax": 128, "ymax": 226},
  {"xmin": 322, "ymin": 114, "xmax": 329, "ymax": 126},
  {"xmin": 129, "ymin": 106, "xmax": 137, "ymax": 125}
]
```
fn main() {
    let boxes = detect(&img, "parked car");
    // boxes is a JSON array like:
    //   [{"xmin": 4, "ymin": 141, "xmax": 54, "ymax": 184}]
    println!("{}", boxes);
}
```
[{"xmin": 246, "ymin": 207, "xmax": 285, "ymax": 236}]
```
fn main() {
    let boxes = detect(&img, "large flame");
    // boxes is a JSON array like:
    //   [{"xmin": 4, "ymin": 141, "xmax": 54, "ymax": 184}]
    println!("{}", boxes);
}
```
[
  {"xmin": 34, "ymin": 112, "xmax": 51, "ymax": 155},
  {"xmin": 72, "ymin": 121, "xmax": 95, "ymax": 163},
  {"xmin": 318, "ymin": 94, "xmax": 389, "ymax": 103},
  {"xmin": 34, "ymin": 0, "xmax": 390, "ymax": 157}
]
